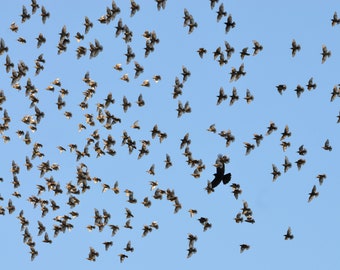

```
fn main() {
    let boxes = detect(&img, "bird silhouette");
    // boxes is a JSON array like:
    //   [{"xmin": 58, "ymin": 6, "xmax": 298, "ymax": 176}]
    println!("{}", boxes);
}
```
[{"xmin": 211, "ymin": 160, "xmax": 231, "ymax": 188}]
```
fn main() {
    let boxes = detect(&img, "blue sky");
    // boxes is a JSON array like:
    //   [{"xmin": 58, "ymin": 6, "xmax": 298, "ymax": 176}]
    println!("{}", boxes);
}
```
[{"xmin": 0, "ymin": 1, "xmax": 339, "ymax": 269}]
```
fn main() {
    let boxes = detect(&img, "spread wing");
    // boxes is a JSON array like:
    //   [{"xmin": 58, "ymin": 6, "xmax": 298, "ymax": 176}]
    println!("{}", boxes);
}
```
[{"xmin": 222, "ymin": 173, "xmax": 232, "ymax": 185}]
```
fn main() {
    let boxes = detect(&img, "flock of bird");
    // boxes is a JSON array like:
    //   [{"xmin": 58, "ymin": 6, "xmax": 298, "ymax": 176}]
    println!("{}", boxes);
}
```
[{"xmin": 0, "ymin": 0, "xmax": 339, "ymax": 265}]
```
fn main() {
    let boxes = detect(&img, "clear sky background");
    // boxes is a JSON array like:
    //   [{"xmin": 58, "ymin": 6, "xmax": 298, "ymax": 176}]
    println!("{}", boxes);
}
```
[{"xmin": 0, "ymin": 1, "xmax": 339, "ymax": 269}]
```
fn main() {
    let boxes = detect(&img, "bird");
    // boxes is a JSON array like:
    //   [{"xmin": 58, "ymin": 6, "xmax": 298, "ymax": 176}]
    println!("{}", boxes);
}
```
[
  {"xmin": 118, "ymin": 253, "xmax": 128, "ymax": 263},
  {"xmin": 295, "ymin": 159, "xmax": 306, "ymax": 170},
  {"xmin": 306, "ymin": 77, "xmax": 317, "ymax": 90},
  {"xmin": 187, "ymin": 247, "xmax": 197, "ymax": 258},
  {"xmin": 124, "ymin": 241, "xmax": 134, "ymax": 252},
  {"xmin": 297, "ymin": 145, "xmax": 307, "ymax": 155},
  {"xmin": 197, "ymin": 48, "xmax": 207, "ymax": 58},
  {"xmin": 331, "ymin": 12, "xmax": 340, "ymax": 26},
  {"xmin": 244, "ymin": 142, "xmax": 255, "ymax": 155},
  {"xmin": 282, "ymin": 156, "xmax": 292, "ymax": 173},
  {"xmin": 244, "ymin": 89, "xmax": 254, "ymax": 104},
  {"xmin": 229, "ymin": 87, "xmax": 239, "ymax": 105},
  {"xmin": 321, "ymin": 45, "xmax": 331, "ymax": 63},
  {"xmin": 84, "ymin": 16, "xmax": 93, "ymax": 34},
  {"xmin": 322, "ymin": 139, "xmax": 332, "ymax": 151},
  {"xmin": 103, "ymin": 241, "xmax": 113, "ymax": 251},
  {"xmin": 291, "ymin": 39, "xmax": 301, "ymax": 57},
  {"xmin": 294, "ymin": 84, "xmax": 304, "ymax": 98},
  {"xmin": 216, "ymin": 3, "xmax": 227, "ymax": 22},
  {"xmin": 216, "ymin": 87, "xmax": 227, "ymax": 105},
  {"xmin": 276, "ymin": 84, "xmax": 287, "ymax": 95},
  {"xmin": 211, "ymin": 159, "xmax": 232, "ymax": 188},
  {"xmin": 271, "ymin": 164, "xmax": 281, "ymax": 181},
  {"xmin": 87, "ymin": 247, "xmax": 99, "ymax": 261},
  {"xmin": 316, "ymin": 174, "xmax": 326, "ymax": 185},
  {"xmin": 240, "ymin": 47, "xmax": 250, "ymax": 60},
  {"xmin": 41, "ymin": 6, "xmax": 50, "ymax": 24},
  {"xmin": 224, "ymin": 14, "xmax": 236, "ymax": 33},
  {"xmin": 43, "ymin": 232, "xmax": 52, "ymax": 244},
  {"xmin": 280, "ymin": 125, "xmax": 291, "ymax": 141},
  {"xmin": 266, "ymin": 121, "xmax": 277, "ymax": 135},
  {"xmin": 240, "ymin": 244, "xmax": 250, "ymax": 253},
  {"xmin": 252, "ymin": 40, "xmax": 263, "ymax": 56},
  {"xmin": 308, "ymin": 185, "xmax": 319, "ymax": 202},
  {"xmin": 253, "ymin": 134, "xmax": 263, "ymax": 147},
  {"xmin": 284, "ymin": 227, "xmax": 294, "ymax": 240}
]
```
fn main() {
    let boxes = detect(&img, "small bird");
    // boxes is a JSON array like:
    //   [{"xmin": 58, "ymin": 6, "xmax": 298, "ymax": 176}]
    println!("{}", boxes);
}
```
[
  {"xmin": 331, "ymin": 12, "xmax": 340, "ymax": 26},
  {"xmin": 118, "ymin": 253, "xmax": 128, "ymax": 263},
  {"xmin": 216, "ymin": 3, "xmax": 227, "ymax": 22},
  {"xmin": 308, "ymin": 185, "xmax": 319, "ymax": 202},
  {"xmin": 316, "ymin": 174, "xmax": 326, "ymax": 185},
  {"xmin": 187, "ymin": 247, "xmax": 197, "ymax": 258},
  {"xmin": 244, "ymin": 142, "xmax": 255, "ymax": 155},
  {"xmin": 197, "ymin": 48, "xmax": 207, "ymax": 58},
  {"xmin": 229, "ymin": 87, "xmax": 239, "ymax": 105},
  {"xmin": 276, "ymin": 84, "xmax": 287, "ymax": 95},
  {"xmin": 240, "ymin": 244, "xmax": 250, "ymax": 253},
  {"xmin": 322, "ymin": 139, "xmax": 332, "ymax": 151},
  {"xmin": 103, "ymin": 241, "xmax": 113, "ymax": 251},
  {"xmin": 253, "ymin": 134, "xmax": 263, "ymax": 147},
  {"xmin": 84, "ymin": 16, "xmax": 93, "ymax": 34},
  {"xmin": 271, "ymin": 164, "xmax": 281, "ymax": 181},
  {"xmin": 294, "ymin": 84, "xmax": 304, "ymax": 98},
  {"xmin": 321, "ymin": 45, "xmax": 331, "ymax": 64},
  {"xmin": 284, "ymin": 227, "xmax": 294, "ymax": 240},
  {"xmin": 306, "ymin": 77, "xmax": 317, "ymax": 90},
  {"xmin": 216, "ymin": 87, "xmax": 227, "ymax": 105},
  {"xmin": 266, "ymin": 121, "xmax": 277, "ymax": 135},
  {"xmin": 291, "ymin": 39, "xmax": 301, "ymax": 57},
  {"xmin": 124, "ymin": 241, "xmax": 134, "ymax": 252},
  {"xmin": 240, "ymin": 47, "xmax": 250, "ymax": 60},
  {"xmin": 282, "ymin": 156, "xmax": 292, "ymax": 173},
  {"xmin": 295, "ymin": 159, "xmax": 306, "ymax": 170},
  {"xmin": 244, "ymin": 89, "xmax": 254, "ymax": 104},
  {"xmin": 297, "ymin": 145, "xmax": 307, "ymax": 156},
  {"xmin": 280, "ymin": 125, "xmax": 291, "ymax": 141},
  {"xmin": 224, "ymin": 14, "xmax": 236, "ymax": 33},
  {"xmin": 252, "ymin": 40, "xmax": 263, "ymax": 56}
]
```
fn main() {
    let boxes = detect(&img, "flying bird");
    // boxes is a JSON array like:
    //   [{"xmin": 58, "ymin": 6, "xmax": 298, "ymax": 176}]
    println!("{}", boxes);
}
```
[
  {"xmin": 211, "ymin": 160, "xmax": 231, "ymax": 188},
  {"xmin": 284, "ymin": 227, "xmax": 294, "ymax": 240}
]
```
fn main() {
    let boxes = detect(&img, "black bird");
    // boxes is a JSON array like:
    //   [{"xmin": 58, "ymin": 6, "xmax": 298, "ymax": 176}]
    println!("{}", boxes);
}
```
[
  {"xmin": 224, "ymin": 41, "xmax": 235, "ymax": 59},
  {"xmin": 252, "ymin": 40, "xmax": 263, "ymax": 56},
  {"xmin": 297, "ymin": 145, "xmax": 307, "ymax": 155},
  {"xmin": 331, "ymin": 12, "xmax": 340, "ymax": 26},
  {"xmin": 240, "ymin": 244, "xmax": 250, "ymax": 253},
  {"xmin": 284, "ymin": 227, "xmax": 294, "ymax": 240},
  {"xmin": 308, "ymin": 185, "xmax": 319, "ymax": 202},
  {"xmin": 306, "ymin": 77, "xmax": 317, "ymax": 90},
  {"xmin": 224, "ymin": 14, "xmax": 236, "ymax": 33},
  {"xmin": 271, "ymin": 164, "xmax": 281, "ymax": 181},
  {"xmin": 216, "ymin": 87, "xmax": 227, "ymax": 105},
  {"xmin": 21, "ymin": 6, "xmax": 31, "ymax": 23},
  {"xmin": 276, "ymin": 84, "xmax": 287, "ymax": 95},
  {"xmin": 0, "ymin": 38, "xmax": 8, "ymax": 55},
  {"xmin": 84, "ymin": 16, "xmax": 93, "ymax": 34},
  {"xmin": 321, "ymin": 45, "xmax": 331, "ymax": 64},
  {"xmin": 229, "ymin": 87, "xmax": 239, "ymax": 105},
  {"xmin": 211, "ymin": 161, "xmax": 231, "ymax": 189},
  {"xmin": 216, "ymin": 3, "xmax": 227, "ymax": 22},
  {"xmin": 291, "ymin": 39, "xmax": 301, "ymax": 57},
  {"xmin": 210, "ymin": 0, "xmax": 219, "ymax": 9},
  {"xmin": 155, "ymin": 0, "xmax": 166, "ymax": 10},
  {"xmin": 197, "ymin": 48, "xmax": 207, "ymax": 58},
  {"xmin": 41, "ymin": 6, "xmax": 50, "ymax": 24},
  {"xmin": 240, "ymin": 47, "xmax": 250, "ymax": 60},
  {"xmin": 130, "ymin": 0, "xmax": 140, "ymax": 17},
  {"xmin": 294, "ymin": 84, "xmax": 304, "ymax": 98},
  {"xmin": 322, "ymin": 139, "xmax": 332, "ymax": 151},
  {"xmin": 316, "ymin": 174, "xmax": 326, "ymax": 185}
]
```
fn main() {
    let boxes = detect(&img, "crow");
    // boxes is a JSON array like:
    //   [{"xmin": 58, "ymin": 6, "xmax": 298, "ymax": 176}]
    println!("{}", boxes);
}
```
[{"xmin": 211, "ymin": 161, "xmax": 231, "ymax": 188}]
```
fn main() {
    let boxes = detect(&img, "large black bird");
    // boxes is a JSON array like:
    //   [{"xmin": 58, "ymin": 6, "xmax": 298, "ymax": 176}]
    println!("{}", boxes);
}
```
[{"xmin": 211, "ymin": 162, "xmax": 231, "ymax": 188}]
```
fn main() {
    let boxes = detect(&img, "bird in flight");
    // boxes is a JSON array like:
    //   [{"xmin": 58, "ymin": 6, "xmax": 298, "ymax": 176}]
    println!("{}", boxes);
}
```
[{"xmin": 210, "ymin": 158, "xmax": 231, "ymax": 188}]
